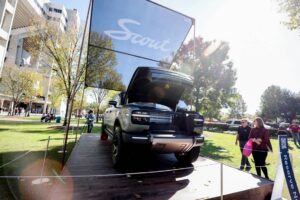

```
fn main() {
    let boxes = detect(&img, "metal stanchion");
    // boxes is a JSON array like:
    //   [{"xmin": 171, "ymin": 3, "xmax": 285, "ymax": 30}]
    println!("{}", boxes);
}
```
[
  {"xmin": 220, "ymin": 163, "xmax": 224, "ymax": 200},
  {"xmin": 32, "ymin": 136, "xmax": 50, "ymax": 185},
  {"xmin": 58, "ymin": 133, "xmax": 67, "ymax": 154}
]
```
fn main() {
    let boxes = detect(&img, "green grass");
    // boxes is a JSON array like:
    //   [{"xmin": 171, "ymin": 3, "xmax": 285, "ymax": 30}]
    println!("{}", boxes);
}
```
[
  {"xmin": 0, "ymin": 116, "xmax": 102, "ymax": 199},
  {"xmin": 201, "ymin": 131, "xmax": 300, "ymax": 199}
]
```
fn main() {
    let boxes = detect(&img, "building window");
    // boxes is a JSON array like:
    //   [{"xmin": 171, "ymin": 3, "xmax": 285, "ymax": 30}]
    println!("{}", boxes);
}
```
[
  {"xmin": 49, "ymin": 7, "xmax": 53, "ymax": 12},
  {"xmin": 54, "ymin": 8, "xmax": 62, "ymax": 14}
]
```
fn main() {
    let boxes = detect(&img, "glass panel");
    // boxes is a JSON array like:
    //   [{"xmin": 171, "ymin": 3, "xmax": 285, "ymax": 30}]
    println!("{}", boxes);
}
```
[
  {"xmin": 85, "ymin": 46, "xmax": 161, "ymax": 90},
  {"xmin": 89, "ymin": 0, "xmax": 193, "ymax": 64}
]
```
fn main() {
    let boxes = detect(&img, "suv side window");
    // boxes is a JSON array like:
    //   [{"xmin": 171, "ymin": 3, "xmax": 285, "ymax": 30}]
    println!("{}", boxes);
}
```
[
  {"xmin": 226, "ymin": 121, "xmax": 232, "ymax": 124},
  {"xmin": 234, "ymin": 121, "xmax": 241, "ymax": 125}
]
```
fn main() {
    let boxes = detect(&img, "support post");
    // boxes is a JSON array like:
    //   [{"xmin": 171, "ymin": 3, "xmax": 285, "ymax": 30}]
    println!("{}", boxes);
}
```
[
  {"xmin": 61, "ymin": 0, "xmax": 92, "ymax": 167},
  {"xmin": 220, "ymin": 163, "xmax": 224, "ymax": 200}
]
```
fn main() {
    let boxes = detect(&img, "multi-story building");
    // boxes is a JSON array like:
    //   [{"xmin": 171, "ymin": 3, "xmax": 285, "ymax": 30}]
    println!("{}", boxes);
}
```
[
  {"xmin": 0, "ymin": 0, "xmax": 18, "ymax": 77},
  {"xmin": 0, "ymin": 0, "xmax": 80, "ymax": 115}
]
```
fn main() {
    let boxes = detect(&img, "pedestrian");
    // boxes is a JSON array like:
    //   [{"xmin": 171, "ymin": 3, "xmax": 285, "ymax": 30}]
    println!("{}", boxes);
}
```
[
  {"xmin": 41, "ymin": 113, "xmax": 46, "ymax": 122},
  {"xmin": 288, "ymin": 119, "xmax": 300, "ymax": 146},
  {"xmin": 249, "ymin": 117, "xmax": 273, "ymax": 179},
  {"xmin": 86, "ymin": 110, "xmax": 95, "ymax": 133},
  {"xmin": 45, "ymin": 113, "xmax": 51, "ymax": 123},
  {"xmin": 235, "ymin": 119, "xmax": 252, "ymax": 171}
]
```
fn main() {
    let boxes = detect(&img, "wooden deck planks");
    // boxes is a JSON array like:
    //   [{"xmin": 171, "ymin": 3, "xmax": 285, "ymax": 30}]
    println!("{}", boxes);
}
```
[{"xmin": 48, "ymin": 134, "xmax": 273, "ymax": 200}]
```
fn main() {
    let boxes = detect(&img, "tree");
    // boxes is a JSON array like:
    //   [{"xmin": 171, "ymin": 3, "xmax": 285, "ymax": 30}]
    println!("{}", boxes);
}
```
[
  {"xmin": 90, "ymin": 88, "xmax": 121, "ymax": 123},
  {"xmin": 175, "ymin": 37, "xmax": 237, "ymax": 119},
  {"xmin": 91, "ymin": 88, "xmax": 107, "ymax": 123},
  {"xmin": 48, "ymin": 78, "xmax": 64, "ymax": 114},
  {"xmin": 260, "ymin": 85, "xmax": 299, "ymax": 122},
  {"xmin": 0, "ymin": 66, "xmax": 41, "ymax": 115},
  {"xmin": 72, "ymin": 88, "xmax": 87, "ymax": 116},
  {"xmin": 229, "ymin": 93, "xmax": 247, "ymax": 119},
  {"xmin": 278, "ymin": 0, "xmax": 300, "ymax": 32},
  {"xmin": 28, "ymin": 20, "xmax": 86, "ymax": 126},
  {"xmin": 85, "ymin": 31, "xmax": 125, "ymax": 91},
  {"xmin": 84, "ymin": 31, "xmax": 125, "ymax": 123}
]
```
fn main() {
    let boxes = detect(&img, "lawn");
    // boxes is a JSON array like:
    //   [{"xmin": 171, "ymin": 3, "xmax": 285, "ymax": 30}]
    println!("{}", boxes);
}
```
[
  {"xmin": 201, "ymin": 131, "xmax": 300, "ymax": 199},
  {"xmin": 0, "ymin": 116, "xmax": 102, "ymax": 199}
]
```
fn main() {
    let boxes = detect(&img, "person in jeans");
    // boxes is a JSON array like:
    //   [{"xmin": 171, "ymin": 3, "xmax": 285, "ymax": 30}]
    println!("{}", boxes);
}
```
[
  {"xmin": 86, "ymin": 110, "xmax": 95, "ymax": 133},
  {"xmin": 249, "ymin": 117, "xmax": 273, "ymax": 179},
  {"xmin": 235, "ymin": 119, "xmax": 252, "ymax": 171},
  {"xmin": 288, "ymin": 120, "xmax": 300, "ymax": 146}
]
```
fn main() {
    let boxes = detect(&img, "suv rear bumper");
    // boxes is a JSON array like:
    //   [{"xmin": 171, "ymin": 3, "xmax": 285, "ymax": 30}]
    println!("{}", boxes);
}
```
[{"xmin": 122, "ymin": 132, "xmax": 204, "ymax": 153}]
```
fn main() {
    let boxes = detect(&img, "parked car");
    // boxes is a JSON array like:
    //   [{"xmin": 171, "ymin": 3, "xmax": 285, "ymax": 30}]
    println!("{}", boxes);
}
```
[
  {"xmin": 279, "ymin": 122, "xmax": 290, "ymax": 130},
  {"xmin": 225, "ymin": 119, "xmax": 242, "ymax": 131},
  {"xmin": 225, "ymin": 119, "xmax": 271, "ymax": 131},
  {"xmin": 103, "ymin": 67, "xmax": 205, "ymax": 168},
  {"xmin": 265, "ymin": 122, "xmax": 279, "ymax": 129}
]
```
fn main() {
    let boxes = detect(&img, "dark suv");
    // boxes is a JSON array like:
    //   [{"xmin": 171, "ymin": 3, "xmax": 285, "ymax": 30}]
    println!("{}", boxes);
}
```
[{"xmin": 103, "ymin": 67, "xmax": 204, "ymax": 168}]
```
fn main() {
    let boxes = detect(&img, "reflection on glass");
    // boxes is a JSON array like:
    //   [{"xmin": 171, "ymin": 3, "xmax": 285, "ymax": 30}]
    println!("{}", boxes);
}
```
[
  {"xmin": 86, "ymin": 46, "xmax": 160, "ymax": 90},
  {"xmin": 89, "ymin": 0, "xmax": 193, "ymax": 63}
]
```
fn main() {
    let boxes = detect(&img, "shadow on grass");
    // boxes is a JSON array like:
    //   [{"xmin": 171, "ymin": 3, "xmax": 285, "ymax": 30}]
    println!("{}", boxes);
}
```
[
  {"xmin": 0, "ymin": 128, "xmax": 10, "ymax": 132},
  {"xmin": 39, "ymin": 137, "xmax": 77, "ymax": 141},
  {"xmin": 0, "ymin": 141, "xmax": 75, "ymax": 199},
  {"xmin": 0, "ymin": 120, "xmax": 40, "ymax": 125},
  {"xmin": 20, "ymin": 129, "xmax": 65, "ymax": 134},
  {"xmin": 200, "ymin": 140, "xmax": 234, "ymax": 162}
]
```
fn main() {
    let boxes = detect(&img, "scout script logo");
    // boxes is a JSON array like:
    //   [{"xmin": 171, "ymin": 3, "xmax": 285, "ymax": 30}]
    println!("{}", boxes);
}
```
[{"xmin": 104, "ymin": 18, "xmax": 171, "ymax": 52}]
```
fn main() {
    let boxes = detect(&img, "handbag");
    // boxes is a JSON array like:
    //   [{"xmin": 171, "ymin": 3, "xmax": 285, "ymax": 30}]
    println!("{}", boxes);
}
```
[{"xmin": 243, "ymin": 138, "xmax": 253, "ymax": 157}]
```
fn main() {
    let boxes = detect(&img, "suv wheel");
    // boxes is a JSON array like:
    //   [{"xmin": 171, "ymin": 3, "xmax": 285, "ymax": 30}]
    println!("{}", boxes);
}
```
[
  {"xmin": 112, "ymin": 125, "xmax": 125, "ymax": 168},
  {"xmin": 175, "ymin": 147, "xmax": 200, "ymax": 164}
]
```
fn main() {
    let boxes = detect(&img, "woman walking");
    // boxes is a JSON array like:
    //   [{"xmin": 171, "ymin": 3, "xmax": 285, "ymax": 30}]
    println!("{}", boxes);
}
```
[{"xmin": 249, "ymin": 117, "xmax": 273, "ymax": 179}]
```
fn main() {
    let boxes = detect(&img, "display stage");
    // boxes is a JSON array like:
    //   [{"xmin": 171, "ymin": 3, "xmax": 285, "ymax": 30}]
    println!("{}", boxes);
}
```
[{"xmin": 48, "ymin": 134, "xmax": 273, "ymax": 200}]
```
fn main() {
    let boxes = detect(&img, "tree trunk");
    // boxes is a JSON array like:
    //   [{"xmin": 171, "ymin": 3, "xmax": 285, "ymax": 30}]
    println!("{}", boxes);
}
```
[
  {"xmin": 96, "ymin": 105, "xmax": 100, "ymax": 123},
  {"xmin": 61, "ymin": 94, "xmax": 75, "ymax": 166},
  {"xmin": 63, "ymin": 97, "xmax": 70, "ymax": 126},
  {"xmin": 195, "ymin": 96, "xmax": 200, "ymax": 113},
  {"xmin": 12, "ymin": 100, "xmax": 16, "ymax": 116}
]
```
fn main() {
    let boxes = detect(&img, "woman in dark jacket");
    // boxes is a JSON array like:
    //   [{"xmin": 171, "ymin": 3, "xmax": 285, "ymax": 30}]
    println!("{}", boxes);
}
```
[{"xmin": 249, "ymin": 117, "xmax": 273, "ymax": 179}]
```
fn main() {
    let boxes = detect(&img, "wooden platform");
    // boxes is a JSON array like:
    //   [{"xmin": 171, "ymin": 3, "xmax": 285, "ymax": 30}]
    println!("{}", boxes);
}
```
[{"xmin": 49, "ymin": 134, "xmax": 273, "ymax": 200}]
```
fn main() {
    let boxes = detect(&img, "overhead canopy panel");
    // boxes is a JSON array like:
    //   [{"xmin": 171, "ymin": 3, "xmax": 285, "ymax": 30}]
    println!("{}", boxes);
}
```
[{"xmin": 86, "ymin": 0, "xmax": 194, "ymax": 90}]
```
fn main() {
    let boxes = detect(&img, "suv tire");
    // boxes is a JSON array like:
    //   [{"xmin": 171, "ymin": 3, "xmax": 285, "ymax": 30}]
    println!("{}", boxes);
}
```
[
  {"xmin": 112, "ymin": 125, "xmax": 126, "ymax": 169},
  {"xmin": 175, "ymin": 147, "xmax": 200, "ymax": 164}
]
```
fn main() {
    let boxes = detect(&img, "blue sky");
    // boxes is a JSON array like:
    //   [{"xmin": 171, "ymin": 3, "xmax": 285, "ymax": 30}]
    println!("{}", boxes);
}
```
[
  {"xmin": 51, "ymin": 0, "xmax": 89, "ymax": 22},
  {"xmin": 55, "ymin": 0, "xmax": 300, "ymax": 114}
]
